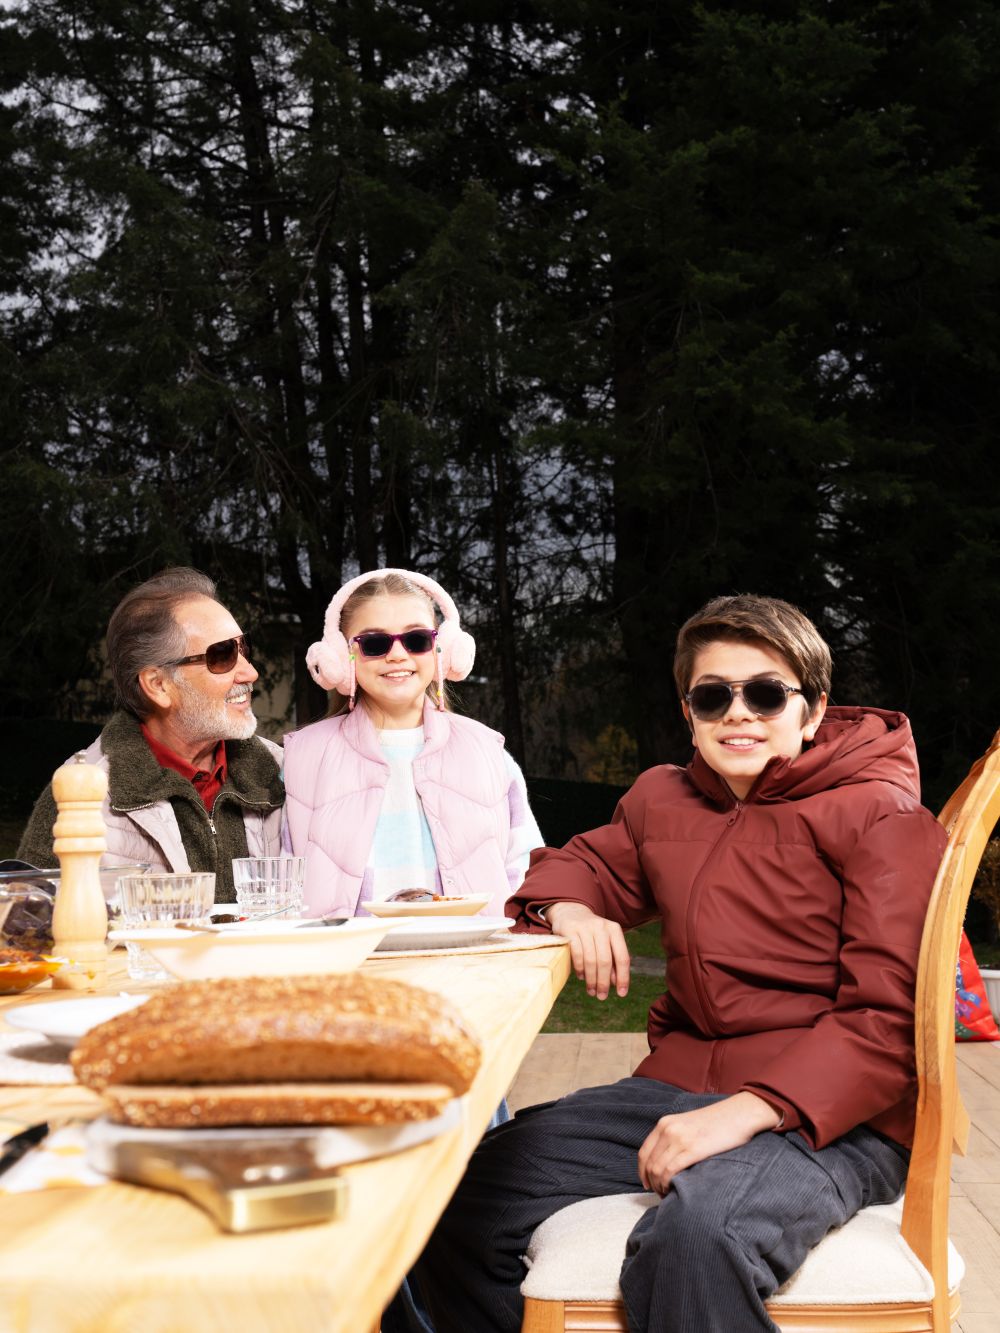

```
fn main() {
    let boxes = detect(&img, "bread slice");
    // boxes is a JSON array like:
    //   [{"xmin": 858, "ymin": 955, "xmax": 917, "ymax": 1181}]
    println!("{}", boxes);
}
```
[{"xmin": 102, "ymin": 1081, "xmax": 456, "ymax": 1129}]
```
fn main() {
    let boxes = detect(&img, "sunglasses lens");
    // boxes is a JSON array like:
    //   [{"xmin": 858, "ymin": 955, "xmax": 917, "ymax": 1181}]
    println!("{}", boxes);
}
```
[
  {"xmin": 355, "ymin": 633, "xmax": 394, "ymax": 658},
  {"xmin": 399, "ymin": 630, "xmax": 436, "ymax": 655},
  {"xmin": 204, "ymin": 637, "xmax": 244, "ymax": 673},
  {"xmin": 687, "ymin": 684, "xmax": 733, "ymax": 720},
  {"xmin": 354, "ymin": 630, "xmax": 436, "ymax": 657},
  {"xmin": 742, "ymin": 680, "xmax": 790, "ymax": 716}
]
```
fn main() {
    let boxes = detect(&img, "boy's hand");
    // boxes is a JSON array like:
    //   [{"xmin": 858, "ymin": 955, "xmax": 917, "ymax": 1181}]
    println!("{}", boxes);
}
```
[
  {"xmin": 545, "ymin": 902, "xmax": 631, "ymax": 999},
  {"xmin": 637, "ymin": 1092, "xmax": 781, "ymax": 1195}
]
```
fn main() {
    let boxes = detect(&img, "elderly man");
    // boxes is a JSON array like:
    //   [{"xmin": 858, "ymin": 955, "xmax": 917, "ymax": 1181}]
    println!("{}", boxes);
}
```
[{"xmin": 18, "ymin": 567, "xmax": 283, "ymax": 902}]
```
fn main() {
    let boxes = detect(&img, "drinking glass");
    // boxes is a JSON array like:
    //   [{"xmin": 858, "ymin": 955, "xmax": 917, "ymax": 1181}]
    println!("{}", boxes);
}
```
[
  {"xmin": 232, "ymin": 856, "xmax": 305, "ymax": 919},
  {"xmin": 117, "ymin": 871, "xmax": 216, "ymax": 981}
]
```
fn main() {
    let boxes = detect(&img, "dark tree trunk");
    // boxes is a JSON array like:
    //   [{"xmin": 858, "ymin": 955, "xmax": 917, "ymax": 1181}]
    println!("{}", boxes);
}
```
[{"xmin": 489, "ymin": 431, "xmax": 526, "ymax": 765}]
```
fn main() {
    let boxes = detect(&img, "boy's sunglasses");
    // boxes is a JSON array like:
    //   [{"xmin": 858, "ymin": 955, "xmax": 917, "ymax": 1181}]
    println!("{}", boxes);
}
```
[
  {"xmin": 350, "ymin": 629, "xmax": 438, "ymax": 659},
  {"xmin": 685, "ymin": 678, "xmax": 804, "ymax": 721},
  {"xmin": 163, "ymin": 634, "xmax": 252, "ymax": 674}
]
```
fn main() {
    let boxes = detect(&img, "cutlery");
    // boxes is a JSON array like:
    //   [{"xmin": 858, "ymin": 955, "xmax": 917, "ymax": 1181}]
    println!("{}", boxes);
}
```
[
  {"xmin": 172, "ymin": 914, "xmax": 348, "ymax": 935},
  {"xmin": 172, "ymin": 905, "xmax": 299, "ymax": 933},
  {"xmin": 0, "ymin": 1121, "xmax": 49, "ymax": 1179}
]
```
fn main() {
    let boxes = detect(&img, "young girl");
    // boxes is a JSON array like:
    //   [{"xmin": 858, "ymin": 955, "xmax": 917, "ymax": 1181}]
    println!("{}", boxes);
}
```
[
  {"xmin": 284, "ymin": 569, "xmax": 542, "ymax": 1333},
  {"xmin": 282, "ymin": 567, "xmax": 542, "ymax": 918}
]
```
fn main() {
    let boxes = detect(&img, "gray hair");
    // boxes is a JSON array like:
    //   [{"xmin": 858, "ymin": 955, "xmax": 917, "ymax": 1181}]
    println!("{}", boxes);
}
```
[{"xmin": 106, "ymin": 567, "xmax": 218, "ymax": 719}]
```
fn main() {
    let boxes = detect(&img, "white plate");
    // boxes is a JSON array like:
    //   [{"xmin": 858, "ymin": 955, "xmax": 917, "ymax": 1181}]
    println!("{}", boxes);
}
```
[
  {"xmin": 375, "ymin": 916, "xmax": 513, "ymax": 951},
  {"xmin": 362, "ymin": 895, "xmax": 490, "ymax": 918},
  {"xmin": 4, "ymin": 994, "xmax": 151, "ymax": 1051},
  {"xmin": 107, "ymin": 917, "xmax": 391, "ymax": 980}
]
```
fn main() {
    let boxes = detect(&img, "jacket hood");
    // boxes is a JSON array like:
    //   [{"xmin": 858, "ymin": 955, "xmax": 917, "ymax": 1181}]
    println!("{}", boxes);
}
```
[{"xmin": 690, "ymin": 706, "xmax": 923, "ymax": 806}]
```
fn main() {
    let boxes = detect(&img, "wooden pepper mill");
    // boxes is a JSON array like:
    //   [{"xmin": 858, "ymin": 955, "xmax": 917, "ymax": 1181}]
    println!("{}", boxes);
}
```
[{"xmin": 51, "ymin": 752, "xmax": 109, "ymax": 990}]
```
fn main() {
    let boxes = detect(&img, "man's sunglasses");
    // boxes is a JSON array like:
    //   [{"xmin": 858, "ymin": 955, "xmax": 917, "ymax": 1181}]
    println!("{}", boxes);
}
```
[
  {"xmin": 685, "ymin": 678, "xmax": 804, "ymax": 721},
  {"xmin": 350, "ymin": 629, "xmax": 438, "ymax": 659},
  {"xmin": 163, "ymin": 634, "xmax": 252, "ymax": 674}
]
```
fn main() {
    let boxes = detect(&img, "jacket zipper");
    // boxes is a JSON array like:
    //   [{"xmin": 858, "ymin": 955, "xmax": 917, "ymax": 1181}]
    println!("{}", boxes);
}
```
[{"xmin": 685, "ymin": 798, "xmax": 744, "ymax": 1084}]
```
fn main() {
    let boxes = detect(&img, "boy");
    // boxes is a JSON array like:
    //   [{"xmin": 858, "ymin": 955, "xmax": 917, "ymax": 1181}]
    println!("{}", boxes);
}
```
[{"xmin": 413, "ymin": 594, "xmax": 947, "ymax": 1333}]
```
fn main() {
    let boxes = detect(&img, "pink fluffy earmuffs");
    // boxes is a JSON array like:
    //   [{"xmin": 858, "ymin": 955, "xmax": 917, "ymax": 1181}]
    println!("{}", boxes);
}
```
[{"xmin": 305, "ymin": 568, "xmax": 476, "ymax": 709}]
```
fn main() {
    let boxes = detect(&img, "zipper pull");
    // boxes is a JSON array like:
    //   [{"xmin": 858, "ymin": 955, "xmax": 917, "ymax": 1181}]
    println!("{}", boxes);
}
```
[{"xmin": 207, "ymin": 815, "xmax": 217, "ymax": 836}]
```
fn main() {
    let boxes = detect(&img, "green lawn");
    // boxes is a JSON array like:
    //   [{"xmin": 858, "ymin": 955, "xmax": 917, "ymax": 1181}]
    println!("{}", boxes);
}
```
[
  {"xmin": 543, "ymin": 970, "xmax": 664, "ymax": 1032},
  {"xmin": 543, "ymin": 922, "xmax": 666, "ymax": 1033}
]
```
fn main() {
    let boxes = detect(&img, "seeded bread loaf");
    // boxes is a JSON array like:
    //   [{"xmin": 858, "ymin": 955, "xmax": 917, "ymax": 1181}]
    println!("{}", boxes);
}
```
[{"xmin": 72, "ymin": 973, "xmax": 481, "ymax": 1127}]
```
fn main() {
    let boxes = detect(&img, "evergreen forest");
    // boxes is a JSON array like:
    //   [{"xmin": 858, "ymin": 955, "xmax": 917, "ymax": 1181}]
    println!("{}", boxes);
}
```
[{"xmin": 3, "ymin": 0, "xmax": 1000, "ymax": 812}]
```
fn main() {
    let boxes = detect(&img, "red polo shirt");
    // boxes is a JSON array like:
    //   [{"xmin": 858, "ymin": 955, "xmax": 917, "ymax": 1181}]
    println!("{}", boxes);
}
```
[{"xmin": 141, "ymin": 725, "xmax": 228, "ymax": 813}]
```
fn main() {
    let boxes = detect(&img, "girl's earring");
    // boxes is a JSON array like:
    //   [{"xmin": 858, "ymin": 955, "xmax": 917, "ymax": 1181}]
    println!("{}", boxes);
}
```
[
  {"xmin": 436, "ymin": 646, "xmax": 445, "ymax": 712},
  {"xmin": 348, "ymin": 652, "xmax": 357, "ymax": 712}
]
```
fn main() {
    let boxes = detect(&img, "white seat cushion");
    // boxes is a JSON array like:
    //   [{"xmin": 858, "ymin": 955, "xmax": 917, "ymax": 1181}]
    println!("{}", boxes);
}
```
[{"xmin": 521, "ymin": 1194, "xmax": 964, "ymax": 1305}]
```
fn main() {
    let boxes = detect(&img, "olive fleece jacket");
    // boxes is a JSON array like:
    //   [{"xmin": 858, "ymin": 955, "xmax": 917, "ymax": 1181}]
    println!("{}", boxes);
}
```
[{"xmin": 18, "ymin": 710, "xmax": 284, "ymax": 902}]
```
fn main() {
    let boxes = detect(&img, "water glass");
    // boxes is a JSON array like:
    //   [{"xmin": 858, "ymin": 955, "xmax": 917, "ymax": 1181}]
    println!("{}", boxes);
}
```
[
  {"xmin": 232, "ymin": 856, "xmax": 305, "ymax": 919},
  {"xmin": 117, "ymin": 871, "xmax": 216, "ymax": 982}
]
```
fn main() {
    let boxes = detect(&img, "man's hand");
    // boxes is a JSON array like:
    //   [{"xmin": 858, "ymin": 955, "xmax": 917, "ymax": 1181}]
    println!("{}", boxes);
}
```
[
  {"xmin": 637, "ymin": 1092, "xmax": 781, "ymax": 1196},
  {"xmin": 545, "ymin": 902, "xmax": 631, "ymax": 999}
]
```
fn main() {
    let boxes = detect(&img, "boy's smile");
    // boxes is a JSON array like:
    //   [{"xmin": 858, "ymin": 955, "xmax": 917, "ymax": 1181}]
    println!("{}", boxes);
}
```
[{"xmin": 683, "ymin": 640, "xmax": 827, "ymax": 800}]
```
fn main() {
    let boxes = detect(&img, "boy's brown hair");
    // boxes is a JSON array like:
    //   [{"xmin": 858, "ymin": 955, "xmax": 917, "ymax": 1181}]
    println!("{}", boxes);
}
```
[{"xmin": 673, "ymin": 594, "xmax": 832, "ymax": 708}]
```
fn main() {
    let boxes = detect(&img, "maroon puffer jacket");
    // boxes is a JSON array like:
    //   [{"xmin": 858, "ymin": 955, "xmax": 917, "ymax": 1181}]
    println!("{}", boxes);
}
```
[{"xmin": 508, "ymin": 707, "xmax": 947, "ymax": 1149}]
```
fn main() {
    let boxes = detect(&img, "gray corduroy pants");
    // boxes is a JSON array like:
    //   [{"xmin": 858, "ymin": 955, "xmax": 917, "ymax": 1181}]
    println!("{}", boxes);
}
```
[{"xmin": 412, "ymin": 1077, "xmax": 909, "ymax": 1333}]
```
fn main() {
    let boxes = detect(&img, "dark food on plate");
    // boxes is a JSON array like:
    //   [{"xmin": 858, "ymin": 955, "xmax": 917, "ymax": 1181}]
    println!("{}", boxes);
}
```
[
  {"xmin": 387, "ymin": 889, "xmax": 469, "ymax": 903},
  {"xmin": 71, "ymin": 972, "xmax": 482, "ymax": 1128}
]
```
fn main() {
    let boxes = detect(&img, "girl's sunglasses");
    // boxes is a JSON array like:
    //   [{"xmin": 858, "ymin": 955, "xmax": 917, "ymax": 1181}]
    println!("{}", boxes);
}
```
[
  {"xmin": 685, "ymin": 678, "xmax": 804, "ymax": 721},
  {"xmin": 350, "ymin": 629, "xmax": 438, "ymax": 659},
  {"xmin": 164, "ymin": 634, "xmax": 252, "ymax": 674}
]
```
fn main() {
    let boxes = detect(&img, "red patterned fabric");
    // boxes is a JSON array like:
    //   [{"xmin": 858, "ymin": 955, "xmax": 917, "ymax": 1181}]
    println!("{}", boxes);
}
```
[{"xmin": 955, "ymin": 930, "xmax": 1000, "ymax": 1041}]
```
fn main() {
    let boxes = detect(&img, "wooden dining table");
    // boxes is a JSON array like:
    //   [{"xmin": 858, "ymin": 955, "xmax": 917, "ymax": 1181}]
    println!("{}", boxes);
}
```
[{"xmin": 0, "ymin": 936, "xmax": 570, "ymax": 1333}]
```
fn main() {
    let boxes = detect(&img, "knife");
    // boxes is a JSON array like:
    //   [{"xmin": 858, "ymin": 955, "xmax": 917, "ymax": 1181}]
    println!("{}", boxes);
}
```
[
  {"xmin": 0, "ymin": 1121, "xmax": 49, "ymax": 1179},
  {"xmin": 174, "ymin": 915, "xmax": 349, "ymax": 934}
]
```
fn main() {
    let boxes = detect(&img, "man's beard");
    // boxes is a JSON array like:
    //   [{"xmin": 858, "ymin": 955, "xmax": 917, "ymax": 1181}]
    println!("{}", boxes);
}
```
[{"xmin": 172, "ymin": 675, "xmax": 258, "ymax": 745}]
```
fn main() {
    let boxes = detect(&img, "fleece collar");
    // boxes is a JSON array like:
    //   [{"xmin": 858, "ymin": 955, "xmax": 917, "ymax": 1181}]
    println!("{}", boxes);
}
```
[{"xmin": 101, "ymin": 711, "xmax": 283, "ymax": 813}]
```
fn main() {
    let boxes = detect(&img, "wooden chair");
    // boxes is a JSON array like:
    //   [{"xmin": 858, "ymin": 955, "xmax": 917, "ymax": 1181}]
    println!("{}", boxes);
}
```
[{"xmin": 520, "ymin": 727, "xmax": 1000, "ymax": 1333}]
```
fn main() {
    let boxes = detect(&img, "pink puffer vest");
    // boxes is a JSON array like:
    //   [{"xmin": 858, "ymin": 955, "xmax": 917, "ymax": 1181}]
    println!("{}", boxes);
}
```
[{"xmin": 282, "ymin": 703, "xmax": 513, "ymax": 916}]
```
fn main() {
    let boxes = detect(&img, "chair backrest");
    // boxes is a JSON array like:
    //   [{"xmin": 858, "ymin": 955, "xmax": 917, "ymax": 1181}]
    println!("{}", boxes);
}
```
[{"xmin": 901, "ymin": 726, "xmax": 1000, "ymax": 1326}]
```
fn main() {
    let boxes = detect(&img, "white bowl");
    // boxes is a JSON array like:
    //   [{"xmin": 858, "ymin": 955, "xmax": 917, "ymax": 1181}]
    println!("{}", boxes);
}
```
[
  {"xmin": 107, "ymin": 918, "xmax": 391, "ymax": 981},
  {"xmin": 362, "ymin": 895, "xmax": 490, "ymax": 918}
]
